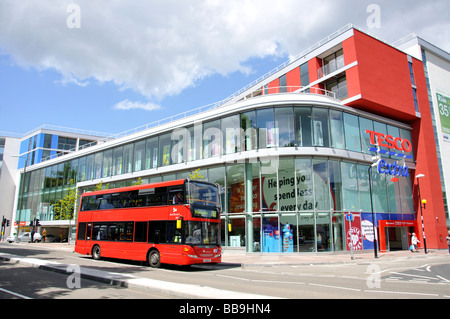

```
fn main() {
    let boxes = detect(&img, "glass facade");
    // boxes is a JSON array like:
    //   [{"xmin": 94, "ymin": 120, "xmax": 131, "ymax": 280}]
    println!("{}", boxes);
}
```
[
  {"xmin": 16, "ymin": 103, "xmax": 415, "ymax": 252},
  {"xmin": 18, "ymin": 133, "xmax": 99, "ymax": 169}
]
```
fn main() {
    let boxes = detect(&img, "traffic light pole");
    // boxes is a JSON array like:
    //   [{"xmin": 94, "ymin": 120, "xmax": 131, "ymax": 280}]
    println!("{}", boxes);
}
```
[
  {"xmin": 416, "ymin": 176, "xmax": 428, "ymax": 254},
  {"xmin": 1, "ymin": 216, "xmax": 5, "ymax": 241}
]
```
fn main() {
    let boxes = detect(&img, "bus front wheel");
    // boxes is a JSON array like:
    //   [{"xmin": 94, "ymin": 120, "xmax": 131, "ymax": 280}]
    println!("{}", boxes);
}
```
[
  {"xmin": 92, "ymin": 245, "xmax": 101, "ymax": 260},
  {"xmin": 147, "ymin": 250, "xmax": 161, "ymax": 268}
]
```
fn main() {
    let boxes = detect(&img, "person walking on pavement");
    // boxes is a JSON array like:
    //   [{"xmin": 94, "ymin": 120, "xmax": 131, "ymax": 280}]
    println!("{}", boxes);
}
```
[
  {"xmin": 42, "ymin": 228, "xmax": 47, "ymax": 243},
  {"xmin": 411, "ymin": 232, "xmax": 420, "ymax": 252},
  {"xmin": 446, "ymin": 230, "xmax": 450, "ymax": 255}
]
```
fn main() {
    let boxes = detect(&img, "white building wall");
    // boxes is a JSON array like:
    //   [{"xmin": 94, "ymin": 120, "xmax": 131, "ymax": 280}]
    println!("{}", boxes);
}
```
[
  {"xmin": 425, "ymin": 49, "xmax": 450, "ymax": 221},
  {"xmin": 0, "ymin": 137, "xmax": 20, "ymax": 236},
  {"xmin": 396, "ymin": 36, "xmax": 450, "ymax": 223}
]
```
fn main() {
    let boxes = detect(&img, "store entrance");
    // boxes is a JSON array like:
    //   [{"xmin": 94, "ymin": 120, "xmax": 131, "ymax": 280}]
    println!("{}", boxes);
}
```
[
  {"xmin": 378, "ymin": 220, "xmax": 418, "ymax": 252},
  {"xmin": 385, "ymin": 227, "xmax": 409, "ymax": 251}
]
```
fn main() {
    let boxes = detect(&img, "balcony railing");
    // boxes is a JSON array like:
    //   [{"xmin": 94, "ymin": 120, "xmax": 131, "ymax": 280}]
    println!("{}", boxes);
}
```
[
  {"xmin": 239, "ymin": 86, "xmax": 337, "ymax": 100},
  {"xmin": 317, "ymin": 59, "xmax": 346, "ymax": 78}
]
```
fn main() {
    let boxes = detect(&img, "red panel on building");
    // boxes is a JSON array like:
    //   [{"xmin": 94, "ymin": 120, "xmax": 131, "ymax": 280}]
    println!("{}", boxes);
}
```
[
  {"xmin": 286, "ymin": 66, "xmax": 301, "ymax": 91},
  {"xmin": 344, "ymin": 30, "xmax": 418, "ymax": 121}
]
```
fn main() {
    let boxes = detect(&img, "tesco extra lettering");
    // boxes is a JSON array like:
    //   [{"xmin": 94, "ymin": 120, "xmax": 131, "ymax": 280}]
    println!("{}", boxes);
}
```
[
  {"xmin": 377, "ymin": 159, "xmax": 409, "ymax": 177},
  {"xmin": 365, "ymin": 130, "xmax": 412, "ymax": 153}
]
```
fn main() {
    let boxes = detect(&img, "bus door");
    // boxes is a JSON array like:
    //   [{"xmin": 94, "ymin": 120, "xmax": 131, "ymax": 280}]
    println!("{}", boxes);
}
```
[{"xmin": 148, "ymin": 221, "xmax": 183, "ymax": 264}]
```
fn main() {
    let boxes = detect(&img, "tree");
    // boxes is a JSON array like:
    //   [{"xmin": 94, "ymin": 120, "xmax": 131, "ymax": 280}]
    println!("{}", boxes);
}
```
[
  {"xmin": 94, "ymin": 181, "xmax": 110, "ymax": 191},
  {"xmin": 53, "ymin": 179, "xmax": 79, "ymax": 220},
  {"xmin": 190, "ymin": 168, "xmax": 204, "ymax": 180}
]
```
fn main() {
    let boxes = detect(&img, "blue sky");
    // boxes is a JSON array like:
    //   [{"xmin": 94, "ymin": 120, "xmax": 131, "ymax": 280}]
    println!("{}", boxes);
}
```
[
  {"xmin": 0, "ymin": 53, "xmax": 287, "ymax": 135},
  {"xmin": 1, "ymin": 0, "xmax": 449, "ymax": 136}
]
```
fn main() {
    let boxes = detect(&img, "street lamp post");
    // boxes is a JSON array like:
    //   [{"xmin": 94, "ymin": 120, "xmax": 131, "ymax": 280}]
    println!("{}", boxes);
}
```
[
  {"xmin": 368, "ymin": 161, "xmax": 379, "ymax": 259},
  {"xmin": 415, "ymin": 174, "xmax": 428, "ymax": 254}
]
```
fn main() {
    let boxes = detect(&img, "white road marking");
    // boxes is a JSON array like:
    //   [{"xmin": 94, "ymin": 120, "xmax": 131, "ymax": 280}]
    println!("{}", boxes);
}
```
[{"xmin": 0, "ymin": 287, "xmax": 32, "ymax": 299}]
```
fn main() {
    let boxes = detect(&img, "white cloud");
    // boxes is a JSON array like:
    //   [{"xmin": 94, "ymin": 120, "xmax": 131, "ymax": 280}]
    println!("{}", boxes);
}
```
[
  {"xmin": 0, "ymin": 0, "xmax": 448, "ymax": 103},
  {"xmin": 113, "ymin": 99, "xmax": 162, "ymax": 111}
]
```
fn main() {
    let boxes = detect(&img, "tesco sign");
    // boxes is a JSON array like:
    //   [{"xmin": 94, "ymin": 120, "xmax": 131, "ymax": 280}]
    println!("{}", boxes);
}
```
[
  {"xmin": 365, "ymin": 130, "xmax": 412, "ymax": 153},
  {"xmin": 366, "ymin": 130, "xmax": 412, "ymax": 179}
]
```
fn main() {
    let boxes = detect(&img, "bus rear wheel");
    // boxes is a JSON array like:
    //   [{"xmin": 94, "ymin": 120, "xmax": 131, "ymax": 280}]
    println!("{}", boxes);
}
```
[
  {"xmin": 92, "ymin": 245, "xmax": 101, "ymax": 260},
  {"xmin": 147, "ymin": 250, "xmax": 161, "ymax": 268}
]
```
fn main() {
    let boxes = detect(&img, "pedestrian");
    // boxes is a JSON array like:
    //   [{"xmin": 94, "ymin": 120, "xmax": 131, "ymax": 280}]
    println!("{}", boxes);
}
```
[
  {"xmin": 446, "ymin": 230, "xmax": 450, "ymax": 255},
  {"xmin": 42, "ymin": 228, "xmax": 47, "ymax": 243},
  {"xmin": 411, "ymin": 232, "xmax": 420, "ymax": 252},
  {"xmin": 31, "ymin": 229, "xmax": 35, "ymax": 243}
]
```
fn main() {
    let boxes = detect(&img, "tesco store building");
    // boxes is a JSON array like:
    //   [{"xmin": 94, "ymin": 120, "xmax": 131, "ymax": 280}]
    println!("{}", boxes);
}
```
[
  {"xmin": 15, "ymin": 92, "xmax": 422, "ymax": 254},
  {"xmin": 14, "ymin": 26, "xmax": 448, "ymax": 254}
]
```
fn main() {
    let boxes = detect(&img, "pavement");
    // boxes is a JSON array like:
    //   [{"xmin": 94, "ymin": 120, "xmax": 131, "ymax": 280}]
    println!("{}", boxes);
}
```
[
  {"xmin": 3, "ymin": 242, "xmax": 450, "ymax": 265},
  {"xmin": 1, "ymin": 242, "xmax": 449, "ymax": 299},
  {"xmin": 221, "ymin": 246, "xmax": 450, "ymax": 266}
]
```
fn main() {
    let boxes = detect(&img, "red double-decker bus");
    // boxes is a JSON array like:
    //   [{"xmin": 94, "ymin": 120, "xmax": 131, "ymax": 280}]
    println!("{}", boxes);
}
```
[{"xmin": 75, "ymin": 179, "xmax": 221, "ymax": 267}]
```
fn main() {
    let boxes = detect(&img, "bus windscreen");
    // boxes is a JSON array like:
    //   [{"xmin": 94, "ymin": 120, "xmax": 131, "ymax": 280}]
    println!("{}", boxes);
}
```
[{"xmin": 188, "ymin": 181, "xmax": 220, "ymax": 207}]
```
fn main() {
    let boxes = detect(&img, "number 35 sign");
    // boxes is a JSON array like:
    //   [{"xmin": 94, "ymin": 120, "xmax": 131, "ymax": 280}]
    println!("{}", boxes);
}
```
[{"xmin": 437, "ymin": 92, "xmax": 450, "ymax": 142}]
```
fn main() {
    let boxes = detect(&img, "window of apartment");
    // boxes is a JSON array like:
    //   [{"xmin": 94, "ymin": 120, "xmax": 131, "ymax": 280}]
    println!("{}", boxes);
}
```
[
  {"xmin": 312, "ymin": 108, "xmax": 330, "ymax": 147},
  {"xmin": 145, "ymin": 137, "xmax": 158, "ymax": 169},
  {"xmin": 123, "ymin": 143, "xmax": 134, "ymax": 173},
  {"xmin": 221, "ymin": 114, "xmax": 241, "ymax": 154},
  {"xmin": 102, "ymin": 149, "xmax": 112, "ymax": 178},
  {"xmin": 159, "ymin": 133, "xmax": 171, "ymax": 167},
  {"xmin": 412, "ymin": 88, "xmax": 419, "ymax": 112},
  {"xmin": 275, "ymin": 107, "xmax": 294, "ymax": 147},
  {"xmin": 94, "ymin": 152, "xmax": 103, "ymax": 179},
  {"xmin": 133, "ymin": 140, "xmax": 146, "ymax": 171},
  {"xmin": 171, "ymin": 128, "xmax": 188, "ymax": 164},
  {"xmin": 70, "ymin": 158, "xmax": 78, "ymax": 183},
  {"xmin": 321, "ymin": 49, "xmax": 344, "ymax": 77},
  {"xmin": 42, "ymin": 150, "xmax": 51, "ymax": 161},
  {"xmin": 78, "ymin": 156, "xmax": 86, "ymax": 181},
  {"xmin": 85, "ymin": 154, "xmax": 94, "ymax": 180},
  {"xmin": 329, "ymin": 110, "xmax": 345, "ymax": 149},
  {"xmin": 373, "ymin": 121, "xmax": 389, "ymax": 158},
  {"xmin": 326, "ymin": 76, "xmax": 347, "ymax": 100},
  {"xmin": 44, "ymin": 134, "xmax": 52, "ymax": 149},
  {"xmin": 408, "ymin": 62, "xmax": 415, "ymax": 86},
  {"xmin": 279, "ymin": 74, "xmax": 287, "ymax": 93},
  {"xmin": 300, "ymin": 62, "xmax": 309, "ymax": 87},
  {"xmin": 58, "ymin": 137, "xmax": 77, "ymax": 151},
  {"xmin": 343, "ymin": 113, "xmax": 361, "ymax": 152},
  {"xmin": 203, "ymin": 120, "xmax": 221, "ymax": 158},
  {"xmin": 294, "ymin": 106, "xmax": 312, "ymax": 147},
  {"xmin": 408, "ymin": 60, "xmax": 419, "ymax": 112},
  {"xmin": 79, "ymin": 139, "xmax": 94, "ymax": 150},
  {"xmin": 241, "ymin": 110, "xmax": 257, "ymax": 151},
  {"xmin": 112, "ymin": 146, "xmax": 123, "ymax": 175},
  {"xmin": 359, "ymin": 117, "xmax": 373, "ymax": 154},
  {"xmin": 257, "ymin": 108, "xmax": 276, "ymax": 148}
]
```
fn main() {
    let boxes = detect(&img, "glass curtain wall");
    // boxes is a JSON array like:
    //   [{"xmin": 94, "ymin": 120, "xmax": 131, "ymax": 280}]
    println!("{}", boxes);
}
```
[{"xmin": 17, "ymin": 104, "xmax": 415, "ymax": 251}]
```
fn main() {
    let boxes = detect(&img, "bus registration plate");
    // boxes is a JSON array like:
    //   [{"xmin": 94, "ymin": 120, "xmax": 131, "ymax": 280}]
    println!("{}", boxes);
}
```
[{"xmin": 203, "ymin": 259, "xmax": 211, "ymax": 263}]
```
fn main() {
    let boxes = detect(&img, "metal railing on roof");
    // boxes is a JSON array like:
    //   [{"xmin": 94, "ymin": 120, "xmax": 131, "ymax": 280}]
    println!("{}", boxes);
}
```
[
  {"xmin": 215, "ymin": 23, "xmax": 358, "ymax": 107},
  {"xmin": 21, "ymin": 124, "xmax": 113, "ymax": 139},
  {"xmin": 37, "ymin": 86, "xmax": 341, "ymax": 164}
]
